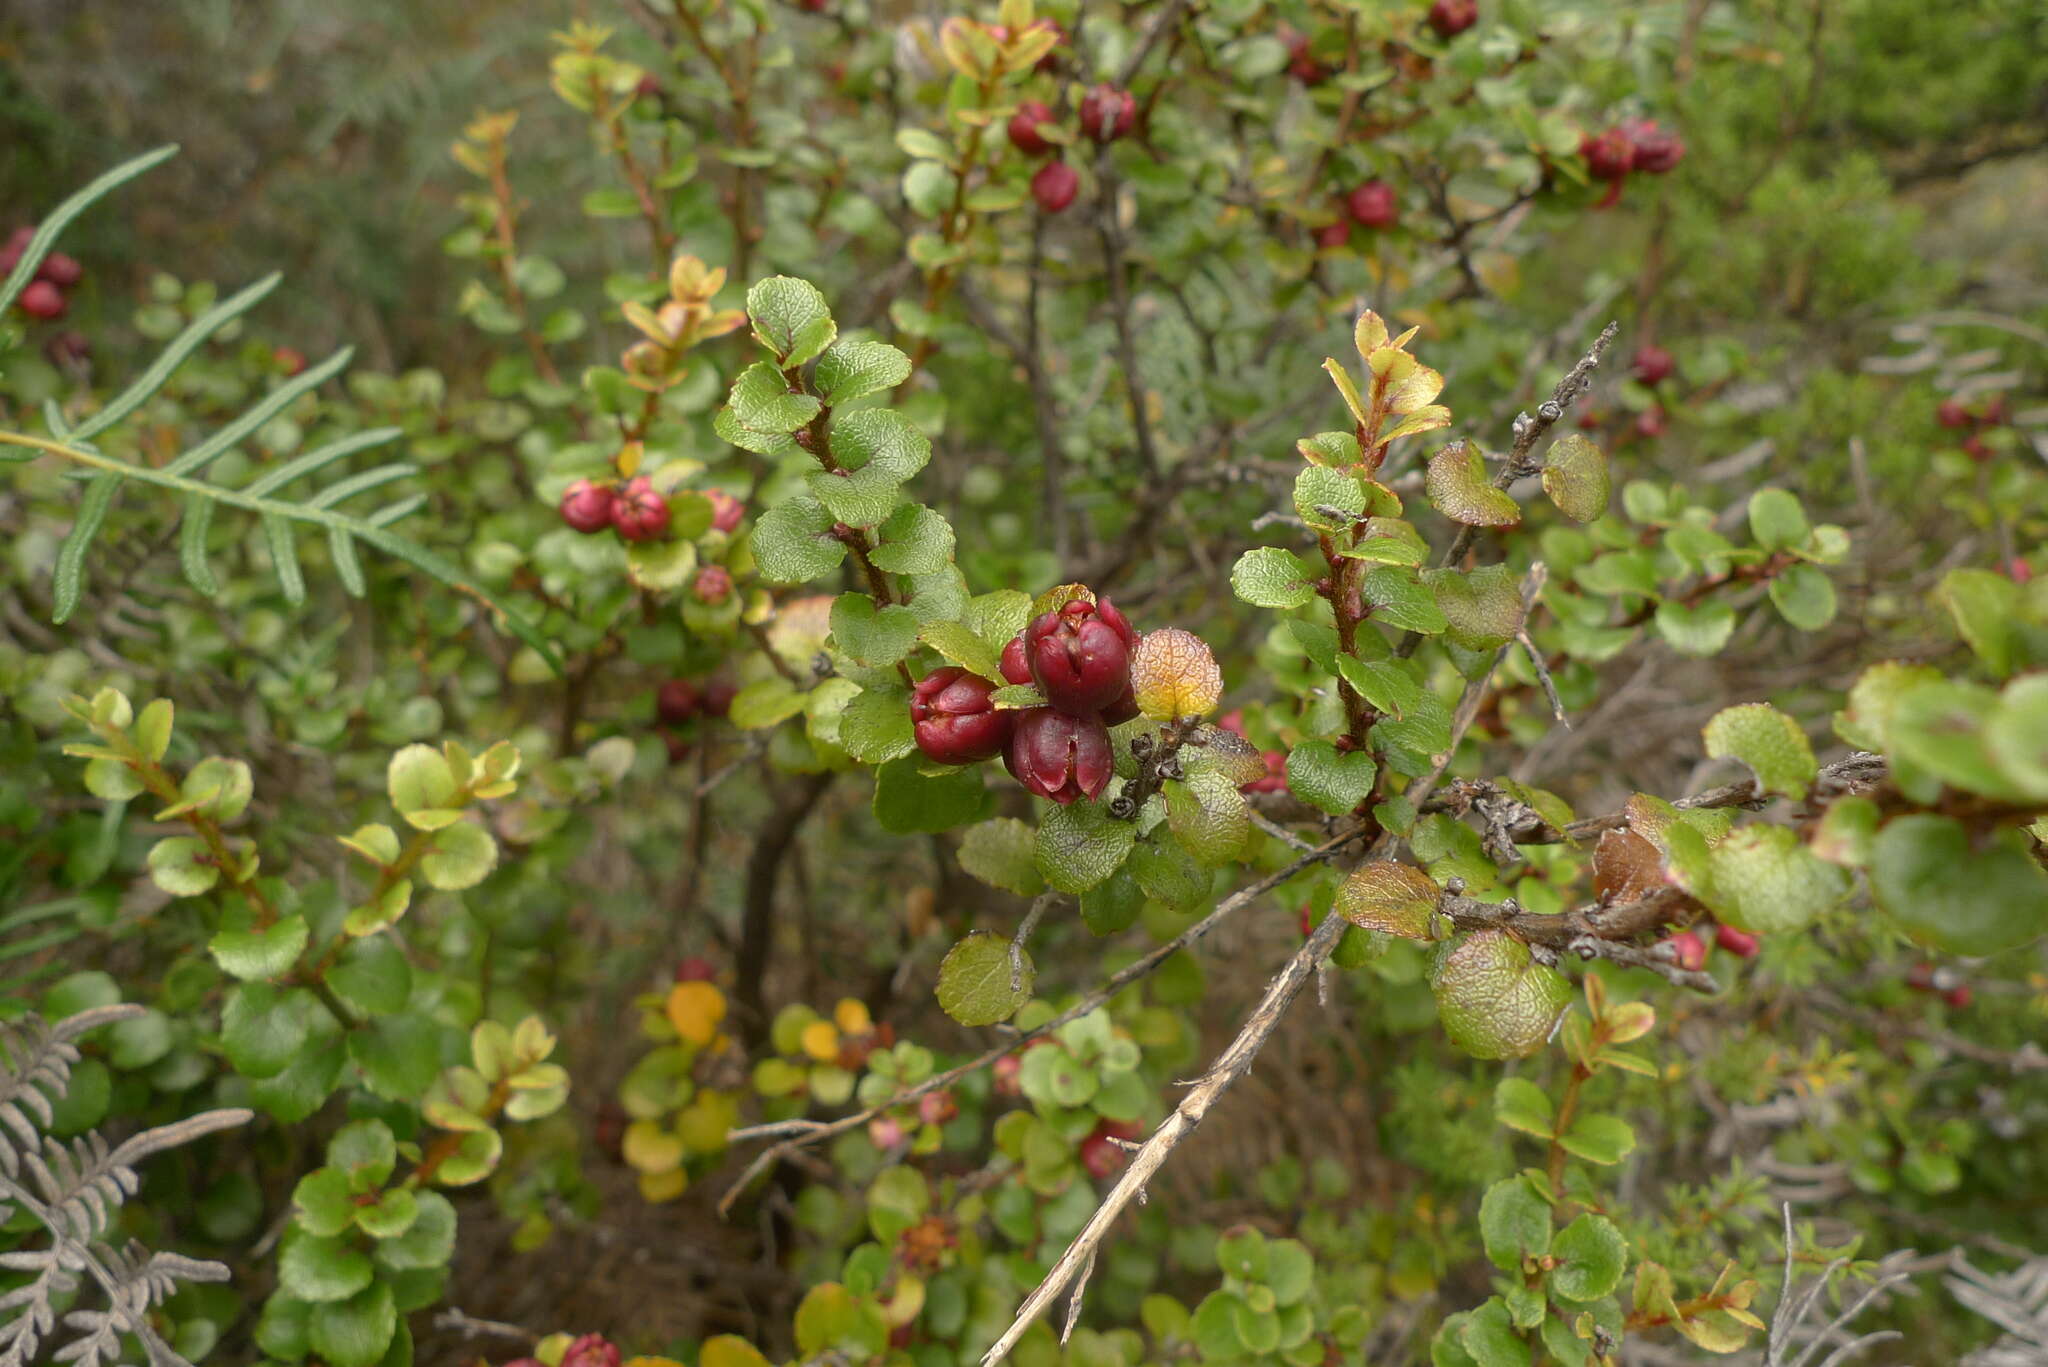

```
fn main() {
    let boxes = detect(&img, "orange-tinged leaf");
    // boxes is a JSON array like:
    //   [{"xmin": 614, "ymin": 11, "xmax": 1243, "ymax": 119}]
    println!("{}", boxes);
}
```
[
  {"xmin": 1130, "ymin": 628, "xmax": 1223, "ymax": 720},
  {"xmin": 1336, "ymin": 861, "xmax": 1442, "ymax": 938},
  {"xmin": 1592, "ymin": 829, "xmax": 1664, "ymax": 904},
  {"xmin": 1381, "ymin": 405, "xmax": 1451, "ymax": 444},
  {"xmin": 666, "ymin": 980, "xmax": 727, "ymax": 1045},
  {"xmin": 1368, "ymin": 348, "xmax": 1417, "ymax": 385}
]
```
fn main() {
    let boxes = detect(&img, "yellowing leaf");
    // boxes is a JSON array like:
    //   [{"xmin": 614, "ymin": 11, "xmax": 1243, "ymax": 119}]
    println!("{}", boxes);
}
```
[
  {"xmin": 1130, "ymin": 628, "xmax": 1223, "ymax": 720},
  {"xmin": 623, "ymin": 1119, "xmax": 684, "ymax": 1174},
  {"xmin": 1353, "ymin": 310, "xmax": 1389, "ymax": 358},
  {"xmin": 800, "ymin": 1019, "xmax": 842, "ymax": 1062},
  {"xmin": 833, "ymin": 997, "xmax": 873, "ymax": 1036},
  {"xmin": 636, "ymin": 1168, "xmax": 688, "ymax": 1203},
  {"xmin": 666, "ymin": 980, "xmax": 728, "ymax": 1045},
  {"xmin": 1385, "ymin": 364, "xmax": 1443, "ymax": 414},
  {"xmin": 1323, "ymin": 358, "xmax": 1369, "ymax": 426},
  {"xmin": 1425, "ymin": 442, "xmax": 1521, "ymax": 528},
  {"xmin": 1336, "ymin": 861, "xmax": 1442, "ymax": 938}
]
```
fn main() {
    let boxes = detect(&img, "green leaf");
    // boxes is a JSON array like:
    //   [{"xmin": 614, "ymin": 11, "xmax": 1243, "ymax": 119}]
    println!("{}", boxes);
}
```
[
  {"xmin": 1423, "ymin": 564, "xmax": 1524, "ymax": 650},
  {"xmin": 1478, "ymin": 1177, "xmax": 1551, "ymax": 1271},
  {"xmin": 807, "ymin": 465, "xmax": 901, "ymax": 528},
  {"xmin": 1870, "ymin": 815, "xmax": 2048, "ymax": 956},
  {"xmin": 919, "ymin": 618, "xmax": 1005, "ymax": 682},
  {"xmin": 830, "ymin": 409, "xmax": 931, "ymax": 479},
  {"xmin": 747, "ymin": 275, "xmax": 837, "ymax": 366},
  {"xmin": 936, "ymin": 932, "xmax": 1032, "ymax": 1027},
  {"xmin": 729, "ymin": 361, "xmax": 824, "ymax": 433},
  {"xmin": 1164, "ymin": 770, "xmax": 1251, "ymax": 865},
  {"xmin": 1549, "ymin": 1214, "xmax": 1627, "ymax": 1302},
  {"xmin": 419, "ymin": 821, "xmax": 497, "ymax": 891},
  {"xmin": 839, "ymin": 684, "xmax": 916, "ymax": 763},
  {"xmin": 278, "ymin": 1227, "xmax": 374, "ymax": 1303},
  {"xmin": 1557, "ymin": 1113, "xmax": 1636, "ymax": 1167},
  {"xmin": 1335, "ymin": 654, "xmax": 1425, "ymax": 718},
  {"xmin": 1987, "ymin": 674, "xmax": 2048, "ymax": 800},
  {"xmin": 327, "ymin": 938, "xmax": 413, "ymax": 1016},
  {"xmin": 328, "ymin": 1118, "xmax": 398, "ymax": 1190},
  {"xmin": 292, "ymin": 1168, "xmax": 356, "ymax": 1239},
  {"xmin": 1286, "ymin": 741, "xmax": 1378, "ymax": 816},
  {"xmin": 1294, "ymin": 466, "xmax": 1365, "ymax": 529},
  {"xmin": 1492, "ymin": 1077, "xmax": 1555, "ymax": 1138},
  {"xmin": 1231, "ymin": 547, "xmax": 1318, "ymax": 609},
  {"xmin": 815, "ymin": 340, "xmax": 913, "ymax": 404},
  {"xmin": 1747, "ymin": 488, "xmax": 1809, "ymax": 552},
  {"xmin": 355, "ymin": 1187, "xmax": 419, "ymax": 1239},
  {"xmin": 958, "ymin": 818, "xmax": 1045, "ymax": 896},
  {"xmin": 1430, "ymin": 930, "xmax": 1571, "ymax": 1060},
  {"xmin": 869, "ymin": 503, "xmax": 954, "ymax": 574},
  {"xmin": 210, "ymin": 915, "xmax": 309, "ymax": 981},
  {"xmin": 1704, "ymin": 825, "xmax": 1848, "ymax": 935},
  {"xmin": 309, "ymin": 1280, "xmax": 397, "ymax": 1367},
  {"xmin": 1653, "ymin": 600, "xmax": 1737, "ymax": 657},
  {"xmin": 1334, "ymin": 861, "xmax": 1441, "ymax": 940},
  {"xmin": 148, "ymin": 835, "xmax": 220, "ymax": 896},
  {"xmin": 222, "ymin": 984, "xmax": 312, "ymax": 1079},
  {"xmin": 1457, "ymin": 1298, "xmax": 1532, "ymax": 1367},
  {"xmin": 1938, "ymin": 568, "xmax": 2024, "ymax": 677},
  {"xmin": 1362, "ymin": 566, "xmax": 1449, "ymax": 634},
  {"xmin": 1080, "ymin": 866, "xmax": 1144, "ymax": 935},
  {"xmin": 730, "ymin": 678, "xmax": 808, "ymax": 730},
  {"xmin": 178, "ymin": 756, "xmax": 254, "ymax": 822},
  {"xmin": 1425, "ymin": 442, "xmax": 1520, "ymax": 527},
  {"xmin": 374, "ymin": 1191, "xmax": 457, "ymax": 1270},
  {"xmin": 1769, "ymin": 563, "xmax": 1836, "ymax": 631},
  {"xmin": 349, "ymin": 1014, "xmax": 446, "ymax": 1100},
  {"xmin": 873, "ymin": 756, "xmax": 992, "ymax": 834},
  {"xmin": 387, "ymin": 744, "xmax": 457, "ymax": 816},
  {"xmin": 1888, "ymin": 680, "xmax": 2032, "ymax": 801},
  {"xmin": 1833, "ymin": 660, "xmax": 1945, "ymax": 751},
  {"xmin": 1541, "ymin": 434, "xmax": 1609, "ymax": 522},
  {"xmin": 830, "ymin": 594, "xmax": 921, "ymax": 668},
  {"xmin": 1127, "ymin": 838, "xmax": 1205, "ymax": 910},
  {"xmin": 750, "ymin": 495, "xmax": 847, "ymax": 584},
  {"xmin": 1037, "ymin": 800, "xmax": 1138, "ymax": 893},
  {"xmin": 1702, "ymin": 702, "xmax": 1816, "ymax": 799},
  {"xmin": 1267, "ymin": 1238, "xmax": 1316, "ymax": 1307}
]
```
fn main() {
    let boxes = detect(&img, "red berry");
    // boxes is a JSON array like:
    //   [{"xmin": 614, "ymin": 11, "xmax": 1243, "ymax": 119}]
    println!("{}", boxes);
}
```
[
  {"xmin": 1662, "ymin": 930, "xmax": 1707, "ymax": 972},
  {"xmin": 1241, "ymin": 749, "xmax": 1289, "ymax": 794},
  {"xmin": 17, "ymin": 280, "xmax": 66, "ymax": 320},
  {"xmin": 657, "ymin": 679, "xmax": 701, "ymax": 723},
  {"xmin": 1624, "ymin": 119, "xmax": 1684, "ymax": 174},
  {"xmin": 1962, "ymin": 434, "xmax": 1991, "ymax": 462},
  {"xmin": 1714, "ymin": 924, "xmax": 1760, "ymax": 959},
  {"xmin": 1006, "ymin": 708, "xmax": 1114, "ymax": 804},
  {"xmin": 917, "ymin": 1090, "xmax": 957, "ymax": 1126},
  {"xmin": 1031, "ymin": 160, "xmax": 1080, "ymax": 214},
  {"xmin": 1315, "ymin": 220, "xmax": 1352, "ymax": 250},
  {"xmin": 1021, "ymin": 598, "xmax": 1137, "ymax": 716},
  {"xmin": 704, "ymin": 488, "xmax": 745, "ymax": 533},
  {"xmin": 1347, "ymin": 180, "xmax": 1398, "ymax": 229},
  {"xmin": 1576, "ymin": 407, "xmax": 1604, "ymax": 431},
  {"xmin": 35, "ymin": 252, "xmax": 81, "ymax": 287},
  {"xmin": 1944, "ymin": 984, "xmax": 1972, "ymax": 1009},
  {"xmin": 702, "ymin": 680, "xmax": 738, "ymax": 718},
  {"xmin": 611, "ymin": 476, "xmax": 671, "ymax": 541},
  {"xmin": 1427, "ymin": 0, "xmax": 1478, "ymax": 38},
  {"xmin": 1905, "ymin": 962, "xmax": 1939, "ymax": 993},
  {"xmin": 2008, "ymin": 558, "xmax": 2033, "ymax": 583},
  {"xmin": 634, "ymin": 73, "xmax": 661, "ymax": 99},
  {"xmin": 1000, "ymin": 634, "xmax": 1033, "ymax": 686},
  {"xmin": 1981, "ymin": 395, "xmax": 2008, "ymax": 425},
  {"xmin": 1282, "ymin": 29, "xmax": 1328, "ymax": 85},
  {"xmin": 692, "ymin": 564, "xmax": 733, "ymax": 604},
  {"xmin": 562, "ymin": 1335, "xmax": 622, "ymax": 1367},
  {"xmin": 911, "ymin": 668, "xmax": 1013, "ymax": 766},
  {"xmin": 273, "ymin": 346, "xmax": 307, "ymax": 376},
  {"xmin": 869, "ymin": 1115, "xmax": 906, "ymax": 1148},
  {"xmin": 993, "ymin": 1054, "xmax": 1023, "ymax": 1096},
  {"xmin": 1298, "ymin": 905, "xmax": 1314, "ymax": 937},
  {"xmin": 1632, "ymin": 344, "xmax": 1674, "ymax": 387},
  {"xmin": 1633, "ymin": 408, "xmax": 1667, "ymax": 440},
  {"xmin": 1580, "ymin": 127, "xmax": 1633, "ymax": 182},
  {"xmin": 663, "ymin": 731, "xmax": 692, "ymax": 765},
  {"xmin": 1008, "ymin": 100, "xmax": 1058, "ymax": 157},
  {"xmin": 1078, "ymin": 84, "xmax": 1137, "ymax": 143},
  {"xmin": 559, "ymin": 479, "xmax": 618, "ymax": 535},
  {"xmin": 675, "ymin": 956, "xmax": 717, "ymax": 983},
  {"xmin": 1217, "ymin": 709, "xmax": 1248, "ymax": 738},
  {"xmin": 1079, "ymin": 1118, "xmax": 1143, "ymax": 1179},
  {"xmin": 1936, "ymin": 398, "xmax": 1971, "ymax": 429}
]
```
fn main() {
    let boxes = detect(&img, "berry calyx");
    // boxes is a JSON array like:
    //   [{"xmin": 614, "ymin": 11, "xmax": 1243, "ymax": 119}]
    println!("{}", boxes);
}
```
[
  {"xmin": 1078, "ymin": 84, "xmax": 1137, "ymax": 143},
  {"xmin": 1007, "ymin": 100, "xmax": 1058, "ymax": 157},
  {"xmin": 1031, "ymin": 161, "xmax": 1080, "ymax": 214},
  {"xmin": 1006, "ymin": 708, "xmax": 1114, "ymax": 804},
  {"xmin": 910, "ymin": 668, "xmax": 1013, "ymax": 766},
  {"xmin": 1346, "ymin": 180, "xmax": 1398, "ymax": 229},
  {"xmin": 657, "ymin": 679, "xmax": 702, "ymax": 724},
  {"xmin": 611, "ymin": 476, "xmax": 672, "ymax": 542},
  {"xmin": 17, "ymin": 280, "xmax": 66, "ymax": 320},
  {"xmin": 1427, "ymin": 0, "xmax": 1478, "ymax": 39},
  {"xmin": 1021, "ymin": 598, "xmax": 1137, "ymax": 715},
  {"xmin": 692, "ymin": 564, "xmax": 734, "ymax": 604},
  {"xmin": 1714, "ymin": 924, "xmax": 1760, "ymax": 959},
  {"xmin": 559, "ymin": 478, "xmax": 618, "ymax": 534},
  {"xmin": 1079, "ymin": 1118, "xmax": 1143, "ymax": 1179},
  {"xmin": 1632, "ymin": 343, "xmax": 1674, "ymax": 387}
]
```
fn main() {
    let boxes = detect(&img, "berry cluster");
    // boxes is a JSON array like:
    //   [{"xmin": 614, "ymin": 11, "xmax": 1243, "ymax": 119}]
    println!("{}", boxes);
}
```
[
  {"xmin": 560, "ymin": 479, "xmax": 744, "ymax": 546},
  {"xmin": 1937, "ymin": 393, "xmax": 2010, "ymax": 462},
  {"xmin": 3, "ymin": 225, "xmax": 83, "ymax": 321},
  {"xmin": 656, "ymin": 676, "xmax": 738, "ymax": 764},
  {"xmin": 1660, "ymin": 922, "xmax": 1761, "ymax": 973},
  {"xmin": 1007, "ymin": 82, "xmax": 1137, "ymax": 215},
  {"xmin": 910, "ymin": 592, "xmax": 1142, "ymax": 805},
  {"xmin": 1579, "ymin": 118, "xmax": 1685, "ymax": 208}
]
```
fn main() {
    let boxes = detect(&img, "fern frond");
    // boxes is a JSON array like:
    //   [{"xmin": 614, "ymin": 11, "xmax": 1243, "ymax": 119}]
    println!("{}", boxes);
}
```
[
  {"xmin": 2, "ymin": 146, "xmax": 562, "ymax": 671},
  {"xmin": 0, "ymin": 1004, "xmax": 142, "ymax": 1179}
]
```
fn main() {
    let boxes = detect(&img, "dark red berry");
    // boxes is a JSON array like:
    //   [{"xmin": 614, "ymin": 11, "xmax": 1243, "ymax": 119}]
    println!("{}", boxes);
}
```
[
  {"xmin": 1576, "ymin": 407, "xmax": 1605, "ymax": 431},
  {"xmin": 1006, "ymin": 708, "xmax": 1114, "ymax": 804},
  {"xmin": 635, "ymin": 73, "xmax": 661, "ymax": 99},
  {"xmin": 1662, "ymin": 930, "xmax": 1707, "ymax": 973},
  {"xmin": 1427, "ymin": 0, "xmax": 1478, "ymax": 38},
  {"xmin": 1022, "ymin": 597, "xmax": 1137, "ymax": 715},
  {"xmin": 1008, "ymin": 100, "xmax": 1058, "ymax": 157},
  {"xmin": 1079, "ymin": 1118, "xmax": 1143, "ymax": 1179},
  {"xmin": 1001, "ymin": 635, "xmax": 1032, "ymax": 686},
  {"xmin": 1624, "ymin": 119, "xmax": 1684, "ymax": 174},
  {"xmin": 17, "ymin": 280, "xmax": 66, "ymax": 320},
  {"xmin": 1346, "ymin": 180, "xmax": 1398, "ymax": 229},
  {"xmin": 657, "ymin": 679, "xmax": 701, "ymax": 723},
  {"xmin": 675, "ymin": 956, "xmax": 717, "ymax": 983},
  {"xmin": 1027, "ymin": 19, "xmax": 1065, "ymax": 72},
  {"xmin": 702, "ymin": 680, "xmax": 737, "ymax": 718},
  {"xmin": 1031, "ymin": 160, "xmax": 1080, "ymax": 214},
  {"xmin": 1632, "ymin": 344, "xmax": 1674, "ymax": 387},
  {"xmin": 1580, "ymin": 127, "xmax": 1633, "ymax": 182},
  {"xmin": 1935, "ymin": 399, "xmax": 1970, "ymax": 429},
  {"xmin": 692, "ymin": 564, "xmax": 733, "ymax": 604},
  {"xmin": 1714, "ymin": 924, "xmax": 1760, "ymax": 959},
  {"xmin": 1944, "ymin": 984, "xmax": 1973, "ymax": 1009},
  {"xmin": 1315, "ymin": 220, "xmax": 1351, "ymax": 250},
  {"xmin": 35, "ymin": 252, "xmax": 81, "ymax": 287},
  {"xmin": 663, "ymin": 731, "xmax": 692, "ymax": 765},
  {"xmin": 559, "ymin": 479, "xmax": 618, "ymax": 535},
  {"xmin": 1282, "ymin": 29, "xmax": 1327, "ymax": 85},
  {"xmin": 611, "ymin": 476, "xmax": 671, "ymax": 541},
  {"xmin": 1078, "ymin": 84, "xmax": 1137, "ymax": 143},
  {"xmin": 911, "ymin": 668, "xmax": 1013, "ymax": 766},
  {"xmin": 1962, "ymin": 434, "xmax": 1991, "ymax": 462},
  {"xmin": 1981, "ymin": 395, "xmax": 2008, "ymax": 425}
]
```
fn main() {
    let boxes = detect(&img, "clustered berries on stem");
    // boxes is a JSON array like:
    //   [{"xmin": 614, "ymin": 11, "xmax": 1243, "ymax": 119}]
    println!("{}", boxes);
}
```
[
  {"xmin": 3, "ymin": 224, "xmax": 85, "ymax": 321},
  {"xmin": 1937, "ymin": 392, "xmax": 2010, "ymax": 462},
  {"xmin": 1010, "ymin": 82, "xmax": 1136, "ymax": 217},
  {"xmin": 910, "ymin": 590, "xmax": 1143, "ymax": 806},
  {"xmin": 1579, "ymin": 118, "xmax": 1684, "ymax": 207}
]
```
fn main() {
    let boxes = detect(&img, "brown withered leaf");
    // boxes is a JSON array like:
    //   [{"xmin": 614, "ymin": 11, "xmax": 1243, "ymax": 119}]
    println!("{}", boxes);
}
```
[{"xmin": 1592, "ymin": 828, "xmax": 1665, "ymax": 905}]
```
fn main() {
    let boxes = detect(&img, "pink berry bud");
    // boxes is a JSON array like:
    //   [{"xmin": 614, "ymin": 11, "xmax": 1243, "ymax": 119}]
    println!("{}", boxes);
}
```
[
  {"xmin": 1713, "ymin": 924, "xmax": 1760, "ymax": 959},
  {"xmin": 611, "ymin": 476, "xmax": 671, "ymax": 542},
  {"xmin": 1662, "ymin": 930, "xmax": 1707, "ymax": 972},
  {"xmin": 917, "ymin": 1090, "xmax": 958, "ymax": 1126},
  {"xmin": 693, "ymin": 564, "xmax": 733, "ymax": 604},
  {"xmin": 559, "ymin": 479, "xmax": 618, "ymax": 535},
  {"xmin": 1632, "ymin": 344, "xmax": 1674, "ymax": 386},
  {"xmin": 706, "ymin": 489, "xmax": 745, "ymax": 533}
]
